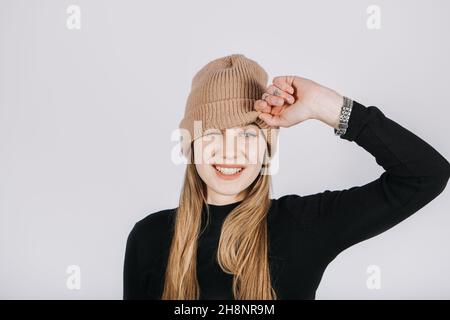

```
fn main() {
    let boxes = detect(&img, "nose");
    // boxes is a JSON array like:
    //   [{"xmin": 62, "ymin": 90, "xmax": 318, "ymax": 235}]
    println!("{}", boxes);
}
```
[{"xmin": 219, "ymin": 132, "xmax": 244, "ymax": 164}]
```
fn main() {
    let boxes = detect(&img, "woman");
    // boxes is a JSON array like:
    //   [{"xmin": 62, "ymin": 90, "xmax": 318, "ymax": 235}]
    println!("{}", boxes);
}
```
[{"xmin": 123, "ymin": 54, "xmax": 450, "ymax": 300}]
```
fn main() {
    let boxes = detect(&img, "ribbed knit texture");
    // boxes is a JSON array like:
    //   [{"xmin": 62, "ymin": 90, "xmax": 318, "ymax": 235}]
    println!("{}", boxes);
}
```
[{"xmin": 179, "ymin": 54, "xmax": 279, "ymax": 158}]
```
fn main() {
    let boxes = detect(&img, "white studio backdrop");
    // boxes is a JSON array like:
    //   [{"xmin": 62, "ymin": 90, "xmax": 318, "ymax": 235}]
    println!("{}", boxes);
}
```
[{"xmin": 0, "ymin": 0, "xmax": 449, "ymax": 299}]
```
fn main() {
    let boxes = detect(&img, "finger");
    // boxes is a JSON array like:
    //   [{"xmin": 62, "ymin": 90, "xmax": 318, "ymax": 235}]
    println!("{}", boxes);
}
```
[
  {"xmin": 270, "ymin": 105, "xmax": 286, "ymax": 116},
  {"xmin": 261, "ymin": 92, "xmax": 285, "ymax": 107},
  {"xmin": 254, "ymin": 99, "xmax": 271, "ymax": 113},
  {"xmin": 267, "ymin": 84, "xmax": 295, "ymax": 104},
  {"xmin": 258, "ymin": 112, "xmax": 288, "ymax": 127},
  {"xmin": 272, "ymin": 76, "xmax": 295, "ymax": 95}
]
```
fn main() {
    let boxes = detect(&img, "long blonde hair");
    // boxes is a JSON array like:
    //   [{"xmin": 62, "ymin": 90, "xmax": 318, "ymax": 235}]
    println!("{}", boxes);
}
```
[{"xmin": 162, "ymin": 126, "xmax": 277, "ymax": 300}]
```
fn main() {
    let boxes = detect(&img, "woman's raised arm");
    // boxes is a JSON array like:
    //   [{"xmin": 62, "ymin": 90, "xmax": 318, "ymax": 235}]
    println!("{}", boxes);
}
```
[{"xmin": 256, "ymin": 76, "xmax": 450, "ymax": 255}]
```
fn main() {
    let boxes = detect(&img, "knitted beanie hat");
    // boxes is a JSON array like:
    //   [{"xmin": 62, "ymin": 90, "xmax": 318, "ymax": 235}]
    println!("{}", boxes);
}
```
[{"xmin": 179, "ymin": 53, "xmax": 279, "ymax": 160}]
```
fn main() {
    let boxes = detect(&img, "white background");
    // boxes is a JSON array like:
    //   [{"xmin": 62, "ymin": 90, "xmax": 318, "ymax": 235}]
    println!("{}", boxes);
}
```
[{"xmin": 1, "ymin": 0, "xmax": 449, "ymax": 299}]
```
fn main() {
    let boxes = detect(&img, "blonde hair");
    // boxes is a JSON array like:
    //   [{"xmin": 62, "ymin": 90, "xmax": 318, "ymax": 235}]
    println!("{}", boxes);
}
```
[{"xmin": 161, "ymin": 127, "xmax": 277, "ymax": 299}]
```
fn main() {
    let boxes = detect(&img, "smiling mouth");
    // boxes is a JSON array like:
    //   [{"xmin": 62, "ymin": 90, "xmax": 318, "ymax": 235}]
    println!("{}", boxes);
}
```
[{"xmin": 212, "ymin": 164, "xmax": 246, "ymax": 177}]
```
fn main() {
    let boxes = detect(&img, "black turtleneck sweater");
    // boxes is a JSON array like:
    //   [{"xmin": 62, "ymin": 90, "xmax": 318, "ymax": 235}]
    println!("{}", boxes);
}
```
[{"xmin": 123, "ymin": 100, "xmax": 450, "ymax": 300}]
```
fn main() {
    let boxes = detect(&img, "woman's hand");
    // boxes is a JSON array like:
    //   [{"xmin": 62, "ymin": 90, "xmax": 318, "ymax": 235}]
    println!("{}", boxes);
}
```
[{"xmin": 254, "ymin": 75, "xmax": 344, "ymax": 129}]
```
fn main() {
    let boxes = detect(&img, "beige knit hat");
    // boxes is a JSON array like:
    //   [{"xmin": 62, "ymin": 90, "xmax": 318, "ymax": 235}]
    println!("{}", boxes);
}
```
[{"xmin": 179, "ymin": 53, "xmax": 279, "ymax": 161}]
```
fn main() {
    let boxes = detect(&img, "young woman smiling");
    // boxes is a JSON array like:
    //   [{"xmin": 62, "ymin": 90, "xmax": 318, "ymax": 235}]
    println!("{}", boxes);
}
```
[{"xmin": 123, "ymin": 54, "xmax": 450, "ymax": 300}]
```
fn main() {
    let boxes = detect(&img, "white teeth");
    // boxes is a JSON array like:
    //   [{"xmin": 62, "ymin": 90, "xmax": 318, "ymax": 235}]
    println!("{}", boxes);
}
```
[{"xmin": 214, "ymin": 165, "xmax": 243, "ymax": 175}]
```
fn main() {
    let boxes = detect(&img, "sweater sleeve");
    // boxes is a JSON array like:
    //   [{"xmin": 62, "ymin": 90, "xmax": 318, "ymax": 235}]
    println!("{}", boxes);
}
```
[
  {"xmin": 123, "ymin": 223, "xmax": 147, "ymax": 300},
  {"xmin": 288, "ymin": 100, "xmax": 450, "ymax": 256}
]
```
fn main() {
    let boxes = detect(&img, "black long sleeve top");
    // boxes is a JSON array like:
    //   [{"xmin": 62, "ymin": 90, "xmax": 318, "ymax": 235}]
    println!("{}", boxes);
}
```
[{"xmin": 123, "ymin": 100, "xmax": 450, "ymax": 300}]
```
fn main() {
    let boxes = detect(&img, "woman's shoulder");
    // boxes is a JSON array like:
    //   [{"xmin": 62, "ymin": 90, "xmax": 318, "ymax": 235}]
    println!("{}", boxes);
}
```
[
  {"xmin": 137, "ymin": 207, "xmax": 177, "ymax": 226},
  {"xmin": 271, "ymin": 191, "xmax": 330, "ymax": 211},
  {"xmin": 130, "ymin": 207, "xmax": 177, "ymax": 240},
  {"xmin": 269, "ymin": 192, "xmax": 325, "ymax": 225},
  {"xmin": 270, "ymin": 194, "xmax": 307, "ymax": 212},
  {"xmin": 125, "ymin": 208, "xmax": 177, "ymax": 270}
]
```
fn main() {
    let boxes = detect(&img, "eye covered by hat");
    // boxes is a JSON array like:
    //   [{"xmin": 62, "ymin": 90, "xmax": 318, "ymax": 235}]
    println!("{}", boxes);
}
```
[{"xmin": 179, "ymin": 53, "xmax": 279, "ymax": 159}]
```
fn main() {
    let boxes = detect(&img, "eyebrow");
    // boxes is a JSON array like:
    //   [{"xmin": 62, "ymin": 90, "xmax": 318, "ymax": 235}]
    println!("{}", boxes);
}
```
[
  {"xmin": 206, "ymin": 125, "xmax": 259, "ymax": 133},
  {"xmin": 229, "ymin": 126, "xmax": 258, "ymax": 133}
]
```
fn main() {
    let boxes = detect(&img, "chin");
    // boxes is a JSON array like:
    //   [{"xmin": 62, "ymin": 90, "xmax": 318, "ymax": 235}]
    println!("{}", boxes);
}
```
[{"xmin": 212, "ymin": 184, "xmax": 244, "ymax": 195}]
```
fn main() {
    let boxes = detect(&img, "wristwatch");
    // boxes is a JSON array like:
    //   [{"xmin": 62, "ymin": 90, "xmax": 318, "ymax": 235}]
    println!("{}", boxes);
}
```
[{"xmin": 334, "ymin": 96, "xmax": 353, "ymax": 136}]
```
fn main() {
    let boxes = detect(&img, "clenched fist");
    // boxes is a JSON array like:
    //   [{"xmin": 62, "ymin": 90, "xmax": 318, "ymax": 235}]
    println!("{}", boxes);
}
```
[{"xmin": 254, "ymin": 75, "xmax": 344, "ymax": 129}]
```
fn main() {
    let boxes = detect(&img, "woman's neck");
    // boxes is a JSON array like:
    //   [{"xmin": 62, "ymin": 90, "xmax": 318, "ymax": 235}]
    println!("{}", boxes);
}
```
[{"xmin": 206, "ymin": 189, "xmax": 246, "ymax": 206}]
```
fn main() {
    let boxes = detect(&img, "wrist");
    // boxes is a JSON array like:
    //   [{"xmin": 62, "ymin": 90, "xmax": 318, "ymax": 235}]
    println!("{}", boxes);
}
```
[{"xmin": 311, "ymin": 88, "xmax": 343, "ymax": 129}]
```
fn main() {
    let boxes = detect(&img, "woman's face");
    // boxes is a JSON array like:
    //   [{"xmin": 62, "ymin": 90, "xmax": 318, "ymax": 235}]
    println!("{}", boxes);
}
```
[{"xmin": 193, "ymin": 124, "xmax": 267, "ymax": 205}]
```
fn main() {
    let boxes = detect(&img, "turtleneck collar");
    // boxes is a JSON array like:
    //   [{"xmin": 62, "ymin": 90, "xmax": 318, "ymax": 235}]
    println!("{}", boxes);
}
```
[{"xmin": 202, "ymin": 200, "xmax": 244, "ymax": 226}]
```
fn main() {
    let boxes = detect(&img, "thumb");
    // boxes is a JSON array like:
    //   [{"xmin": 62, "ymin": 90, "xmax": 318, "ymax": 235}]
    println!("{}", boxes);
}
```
[{"xmin": 258, "ymin": 112, "xmax": 288, "ymax": 127}]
